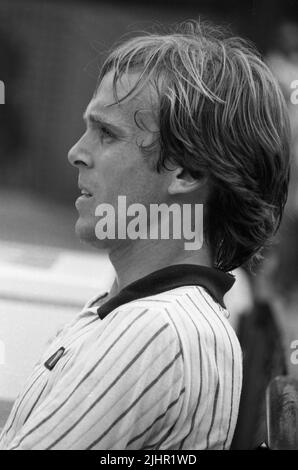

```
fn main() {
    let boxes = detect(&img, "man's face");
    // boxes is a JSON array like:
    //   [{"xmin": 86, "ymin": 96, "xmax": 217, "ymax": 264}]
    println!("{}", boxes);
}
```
[{"xmin": 68, "ymin": 70, "xmax": 173, "ymax": 248}]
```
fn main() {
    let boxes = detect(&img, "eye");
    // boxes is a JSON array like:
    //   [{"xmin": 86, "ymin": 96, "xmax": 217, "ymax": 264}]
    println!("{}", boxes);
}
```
[
  {"xmin": 86, "ymin": 116, "xmax": 116, "ymax": 142},
  {"xmin": 98, "ymin": 125, "xmax": 114, "ymax": 140}
]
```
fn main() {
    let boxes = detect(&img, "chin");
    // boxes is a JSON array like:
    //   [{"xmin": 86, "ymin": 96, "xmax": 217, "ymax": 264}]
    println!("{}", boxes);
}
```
[
  {"xmin": 75, "ymin": 218, "xmax": 114, "ymax": 250},
  {"xmin": 75, "ymin": 217, "xmax": 97, "ymax": 243}
]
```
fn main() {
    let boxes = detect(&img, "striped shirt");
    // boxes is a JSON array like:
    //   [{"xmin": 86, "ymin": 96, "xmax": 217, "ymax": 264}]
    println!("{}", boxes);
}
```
[{"xmin": 0, "ymin": 264, "xmax": 242, "ymax": 450}]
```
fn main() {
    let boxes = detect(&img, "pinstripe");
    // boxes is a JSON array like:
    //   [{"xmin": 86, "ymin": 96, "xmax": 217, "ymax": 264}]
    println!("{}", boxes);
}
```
[
  {"xmin": 206, "ymin": 379, "xmax": 220, "ymax": 447},
  {"xmin": 199, "ymin": 288, "xmax": 236, "ymax": 449},
  {"xmin": 44, "ymin": 323, "xmax": 171, "ymax": 449},
  {"xmin": 69, "ymin": 369, "xmax": 184, "ymax": 449},
  {"xmin": 176, "ymin": 298, "xmax": 203, "ymax": 450},
  {"xmin": 199, "ymin": 288, "xmax": 237, "ymax": 448},
  {"xmin": 12, "ymin": 308, "xmax": 150, "ymax": 447},
  {"xmin": 50, "ymin": 314, "xmax": 108, "ymax": 360},
  {"xmin": 127, "ymin": 387, "xmax": 185, "ymax": 446},
  {"xmin": 51, "ymin": 308, "xmax": 115, "ymax": 353},
  {"xmin": 186, "ymin": 293, "xmax": 221, "ymax": 449},
  {"xmin": 192, "ymin": 287, "xmax": 229, "ymax": 449},
  {"xmin": 164, "ymin": 307, "xmax": 184, "ymax": 360},
  {"xmin": 23, "ymin": 383, "xmax": 48, "ymax": 425},
  {"xmin": 195, "ymin": 287, "xmax": 238, "ymax": 449},
  {"xmin": 86, "ymin": 350, "xmax": 183, "ymax": 450},
  {"xmin": 33, "ymin": 310, "xmax": 166, "ymax": 447},
  {"xmin": 88, "ymin": 292, "xmax": 108, "ymax": 308},
  {"xmin": 145, "ymin": 423, "xmax": 178, "ymax": 449},
  {"xmin": 1, "ymin": 283, "xmax": 242, "ymax": 451},
  {"xmin": 3, "ymin": 368, "xmax": 46, "ymax": 435},
  {"xmin": 68, "ymin": 337, "xmax": 182, "ymax": 449},
  {"xmin": 57, "ymin": 352, "xmax": 74, "ymax": 375},
  {"xmin": 130, "ymin": 298, "xmax": 172, "ymax": 303}
]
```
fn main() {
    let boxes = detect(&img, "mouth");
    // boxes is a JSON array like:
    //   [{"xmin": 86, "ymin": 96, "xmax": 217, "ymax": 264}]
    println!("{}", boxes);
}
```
[
  {"xmin": 78, "ymin": 183, "xmax": 93, "ymax": 199},
  {"xmin": 79, "ymin": 188, "xmax": 93, "ymax": 198}
]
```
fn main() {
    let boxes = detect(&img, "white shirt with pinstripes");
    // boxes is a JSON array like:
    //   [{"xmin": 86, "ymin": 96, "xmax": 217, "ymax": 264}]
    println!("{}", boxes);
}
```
[{"xmin": 0, "ymin": 283, "xmax": 242, "ymax": 450}]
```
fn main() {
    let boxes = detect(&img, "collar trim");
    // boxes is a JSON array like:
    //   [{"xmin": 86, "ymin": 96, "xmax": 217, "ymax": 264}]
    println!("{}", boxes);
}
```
[{"xmin": 96, "ymin": 264, "xmax": 235, "ymax": 320}]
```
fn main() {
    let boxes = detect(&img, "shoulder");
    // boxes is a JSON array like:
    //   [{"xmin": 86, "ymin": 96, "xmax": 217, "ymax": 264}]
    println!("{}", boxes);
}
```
[
  {"xmin": 116, "ymin": 286, "xmax": 242, "ymax": 365},
  {"xmin": 109, "ymin": 285, "xmax": 239, "ymax": 348},
  {"xmin": 104, "ymin": 298, "xmax": 183, "ymax": 352},
  {"xmin": 117, "ymin": 285, "xmax": 235, "ymax": 333}
]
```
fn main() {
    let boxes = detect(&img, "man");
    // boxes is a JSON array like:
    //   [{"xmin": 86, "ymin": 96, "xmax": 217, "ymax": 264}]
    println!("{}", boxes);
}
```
[{"xmin": 0, "ymin": 20, "xmax": 290, "ymax": 450}]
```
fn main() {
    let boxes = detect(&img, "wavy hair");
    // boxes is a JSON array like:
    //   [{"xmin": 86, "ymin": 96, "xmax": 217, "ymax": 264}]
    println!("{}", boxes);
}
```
[{"xmin": 96, "ymin": 20, "xmax": 291, "ymax": 272}]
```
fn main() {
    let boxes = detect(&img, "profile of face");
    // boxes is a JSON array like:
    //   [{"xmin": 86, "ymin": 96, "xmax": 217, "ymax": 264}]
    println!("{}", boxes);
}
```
[
  {"xmin": 68, "ymin": 70, "xmax": 206, "ymax": 251},
  {"xmin": 68, "ymin": 71, "xmax": 174, "ymax": 249}
]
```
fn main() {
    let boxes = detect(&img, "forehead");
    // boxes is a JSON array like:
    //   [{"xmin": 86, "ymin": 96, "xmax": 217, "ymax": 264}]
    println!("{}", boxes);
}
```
[{"xmin": 85, "ymin": 70, "xmax": 158, "ymax": 126}]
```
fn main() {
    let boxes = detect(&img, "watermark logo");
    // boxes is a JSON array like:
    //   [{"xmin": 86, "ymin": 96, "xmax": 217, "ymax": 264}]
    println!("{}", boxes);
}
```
[
  {"xmin": 290, "ymin": 79, "xmax": 298, "ymax": 105},
  {"xmin": 94, "ymin": 196, "xmax": 204, "ymax": 250},
  {"xmin": 290, "ymin": 339, "xmax": 298, "ymax": 365},
  {"xmin": 0, "ymin": 80, "xmax": 4, "ymax": 104},
  {"xmin": 0, "ymin": 340, "xmax": 5, "ymax": 365}
]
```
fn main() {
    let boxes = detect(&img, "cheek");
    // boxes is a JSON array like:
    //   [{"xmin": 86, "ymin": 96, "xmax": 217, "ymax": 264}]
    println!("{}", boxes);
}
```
[
  {"xmin": 127, "ymin": 172, "xmax": 169, "ymax": 209},
  {"xmin": 92, "ymin": 143, "xmax": 168, "ymax": 206}
]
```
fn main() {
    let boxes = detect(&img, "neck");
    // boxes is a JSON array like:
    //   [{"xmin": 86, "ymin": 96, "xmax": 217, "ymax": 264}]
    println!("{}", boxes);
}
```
[{"xmin": 108, "ymin": 238, "xmax": 211, "ymax": 296}]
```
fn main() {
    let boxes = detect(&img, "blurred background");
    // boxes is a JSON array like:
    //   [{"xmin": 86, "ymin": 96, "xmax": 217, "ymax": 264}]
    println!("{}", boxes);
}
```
[{"xmin": 0, "ymin": 0, "xmax": 298, "ymax": 447}]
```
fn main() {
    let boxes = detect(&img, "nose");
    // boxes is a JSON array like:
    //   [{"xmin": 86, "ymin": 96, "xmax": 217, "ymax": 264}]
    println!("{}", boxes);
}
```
[{"xmin": 68, "ymin": 134, "xmax": 93, "ymax": 168}]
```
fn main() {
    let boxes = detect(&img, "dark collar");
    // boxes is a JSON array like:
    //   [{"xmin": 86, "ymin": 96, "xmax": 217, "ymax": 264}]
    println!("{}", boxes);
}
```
[{"xmin": 96, "ymin": 264, "xmax": 235, "ymax": 319}]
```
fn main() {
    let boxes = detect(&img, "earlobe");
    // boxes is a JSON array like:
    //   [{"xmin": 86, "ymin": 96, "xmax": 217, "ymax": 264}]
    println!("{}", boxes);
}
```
[
  {"xmin": 168, "ymin": 178, "xmax": 202, "ymax": 195},
  {"xmin": 168, "ymin": 167, "xmax": 207, "ymax": 195}
]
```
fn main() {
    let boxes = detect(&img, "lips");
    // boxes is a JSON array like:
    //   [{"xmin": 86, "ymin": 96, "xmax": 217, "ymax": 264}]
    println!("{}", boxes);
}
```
[
  {"xmin": 78, "ymin": 181, "xmax": 93, "ymax": 198},
  {"xmin": 80, "ymin": 188, "xmax": 92, "ymax": 198}
]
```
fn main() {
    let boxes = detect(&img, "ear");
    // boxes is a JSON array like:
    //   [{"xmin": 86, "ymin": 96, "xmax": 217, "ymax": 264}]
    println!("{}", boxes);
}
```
[{"xmin": 168, "ymin": 167, "xmax": 208, "ymax": 196}]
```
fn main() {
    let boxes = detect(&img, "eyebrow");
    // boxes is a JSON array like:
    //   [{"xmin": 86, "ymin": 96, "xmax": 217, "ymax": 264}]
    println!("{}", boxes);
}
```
[{"xmin": 83, "ymin": 111, "xmax": 127, "ymax": 136}]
